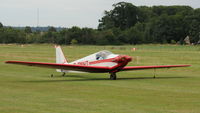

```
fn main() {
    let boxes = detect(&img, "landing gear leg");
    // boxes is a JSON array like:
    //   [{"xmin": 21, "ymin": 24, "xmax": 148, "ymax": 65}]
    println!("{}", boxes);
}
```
[
  {"xmin": 154, "ymin": 68, "xmax": 156, "ymax": 78},
  {"xmin": 62, "ymin": 72, "xmax": 66, "ymax": 77},
  {"xmin": 110, "ymin": 73, "xmax": 117, "ymax": 80}
]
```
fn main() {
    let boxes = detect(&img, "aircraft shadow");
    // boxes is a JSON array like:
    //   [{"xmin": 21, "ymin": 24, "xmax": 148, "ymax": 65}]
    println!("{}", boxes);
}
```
[{"xmin": 20, "ymin": 75, "xmax": 189, "ymax": 83}]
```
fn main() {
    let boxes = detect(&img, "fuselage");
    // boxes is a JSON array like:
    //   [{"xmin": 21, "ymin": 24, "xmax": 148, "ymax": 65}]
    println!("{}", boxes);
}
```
[{"xmin": 63, "ymin": 54, "xmax": 132, "ymax": 73}]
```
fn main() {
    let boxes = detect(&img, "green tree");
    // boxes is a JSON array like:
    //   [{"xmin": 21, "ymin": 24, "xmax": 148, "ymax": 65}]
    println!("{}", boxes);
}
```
[
  {"xmin": 79, "ymin": 28, "xmax": 96, "ymax": 44},
  {"xmin": 68, "ymin": 26, "xmax": 82, "ymax": 43},
  {"xmin": 138, "ymin": 6, "xmax": 154, "ymax": 22},
  {"xmin": 150, "ymin": 14, "xmax": 186, "ymax": 43},
  {"xmin": 0, "ymin": 22, "xmax": 3, "ymax": 28},
  {"xmin": 186, "ymin": 8, "xmax": 200, "ymax": 43},
  {"xmin": 0, "ymin": 27, "xmax": 25, "ymax": 44},
  {"xmin": 24, "ymin": 26, "xmax": 32, "ymax": 33},
  {"xmin": 58, "ymin": 29, "xmax": 71, "ymax": 45},
  {"xmin": 48, "ymin": 26, "xmax": 57, "ymax": 32},
  {"xmin": 125, "ymin": 22, "xmax": 145, "ymax": 44},
  {"xmin": 99, "ymin": 2, "xmax": 140, "ymax": 30},
  {"xmin": 70, "ymin": 39, "xmax": 78, "ymax": 45}
]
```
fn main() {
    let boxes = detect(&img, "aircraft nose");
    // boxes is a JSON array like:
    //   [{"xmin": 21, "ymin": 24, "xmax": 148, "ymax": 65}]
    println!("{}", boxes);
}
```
[
  {"xmin": 113, "ymin": 55, "xmax": 132, "ymax": 63},
  {"xmin": 126, "ymin": 56, "xmax": 132, "ymax": 62},
  {"xmin": 120, "ymin": 55, "xmax": 132, "ymax": 62}
]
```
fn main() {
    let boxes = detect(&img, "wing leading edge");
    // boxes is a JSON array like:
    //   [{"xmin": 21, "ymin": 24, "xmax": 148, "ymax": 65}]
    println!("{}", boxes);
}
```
[
  {"xmin": 121, "ymin": 65, "xmax": 191, "ymax": 71},
  {"xmin": 5, "ymin": 61, "xmax": 191, "ymax": 73},
  {"xmin": 5, "ymin": 61, "xmax": 112, "ymax": 73}
]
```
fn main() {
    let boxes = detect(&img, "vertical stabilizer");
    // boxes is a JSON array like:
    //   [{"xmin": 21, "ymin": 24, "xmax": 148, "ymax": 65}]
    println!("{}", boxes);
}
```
[
  {"xmin": 55, "ymin": 45, "xmax": 67, "ymax": 72},
  {"xmin": 55, "ymin": 45, "xmax": 67, "ymax": 64}
]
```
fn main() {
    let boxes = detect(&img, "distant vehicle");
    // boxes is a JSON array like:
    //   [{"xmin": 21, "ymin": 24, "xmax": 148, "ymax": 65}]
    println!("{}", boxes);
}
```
[{"xmin": 6, "ymin": 46, "xmax": 191, "ymax": 80}]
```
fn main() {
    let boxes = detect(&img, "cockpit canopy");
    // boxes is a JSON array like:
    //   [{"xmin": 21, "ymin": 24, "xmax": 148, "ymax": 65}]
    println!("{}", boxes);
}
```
[
  {"xmin": 70, "ymin": 50, "xmax": 118, "ymax": 64},
  {"xmin": 95, "ymin": 50, "xmax": 113, "ymax": 60}
]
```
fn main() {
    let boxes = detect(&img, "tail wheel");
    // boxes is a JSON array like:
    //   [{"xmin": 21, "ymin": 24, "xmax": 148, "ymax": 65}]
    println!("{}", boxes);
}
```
[{"xmin": 110, "ymin": 73, "xmax": 117, "ymax": 80}]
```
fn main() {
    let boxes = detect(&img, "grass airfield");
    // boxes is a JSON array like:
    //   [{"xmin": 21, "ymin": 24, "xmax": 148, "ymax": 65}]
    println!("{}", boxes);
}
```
[{"xmin": 0, "ymin": 44, "xmax": 200, "ymax": 113}]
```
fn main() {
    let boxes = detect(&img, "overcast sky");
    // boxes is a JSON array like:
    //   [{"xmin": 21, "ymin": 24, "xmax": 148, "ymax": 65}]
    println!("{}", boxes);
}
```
[{"xmin": 0, "ymin": 0, "xmax": 199, "ymax": 28}]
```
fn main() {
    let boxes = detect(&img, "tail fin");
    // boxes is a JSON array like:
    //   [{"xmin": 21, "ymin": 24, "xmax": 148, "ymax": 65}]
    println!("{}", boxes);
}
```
[
  {"xmin": 55, "ymin": 45, "xmax": 67, "ymax": 64},
  {"xmin": 55, "ymin": 45, "xmax": 67, "ymax": 72}
]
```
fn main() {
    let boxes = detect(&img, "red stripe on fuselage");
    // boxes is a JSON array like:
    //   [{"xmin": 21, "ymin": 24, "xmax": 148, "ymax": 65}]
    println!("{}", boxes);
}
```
[{"xmin": 89, "ymin": 57, "xmax": 116, "ymax": 65}]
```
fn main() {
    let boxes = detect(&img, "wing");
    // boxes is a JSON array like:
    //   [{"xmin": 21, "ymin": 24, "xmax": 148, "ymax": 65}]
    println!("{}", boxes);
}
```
[
  {"xmin": 5, "ymin": 61, "xmax": 111, "ymax": 73},
  {"xmin": 121, "ymin": 65, "xmax": 191, "ymax": 71}
]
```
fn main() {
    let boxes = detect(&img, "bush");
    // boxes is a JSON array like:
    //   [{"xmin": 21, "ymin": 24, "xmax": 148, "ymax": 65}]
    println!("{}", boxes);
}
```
[
  {"xmin": 71, "ymin": 39, "xmax": 78, "ymax": 45},
  {"xmin": 171, "ymin": 40, "xmax": 176, "ymax": 44}
]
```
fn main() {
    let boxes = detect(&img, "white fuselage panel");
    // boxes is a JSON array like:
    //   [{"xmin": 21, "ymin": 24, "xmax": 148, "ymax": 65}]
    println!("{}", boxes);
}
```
[{"xmin": 60, "ymin": 50, "xmax": 119, "ymax": 73}]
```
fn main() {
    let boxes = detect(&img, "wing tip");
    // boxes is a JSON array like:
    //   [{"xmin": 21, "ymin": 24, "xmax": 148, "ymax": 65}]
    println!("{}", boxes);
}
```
[
  {"xmin": 5, "ymin": 61, "xmax": 11, "ymax": 63},
  {"xmin": 179, "ymin": 64, "xmax": 191, "ymax": 67},
  {"xmin": 5, "ymin": 61, "xmax": 21, "ymax": 64}
]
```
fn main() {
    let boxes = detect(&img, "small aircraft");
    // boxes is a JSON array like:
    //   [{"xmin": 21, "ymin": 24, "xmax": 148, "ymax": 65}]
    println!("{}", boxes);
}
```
[{"xmin": 6, "ymin": 46, "xmax": 191, "ymax": 80}]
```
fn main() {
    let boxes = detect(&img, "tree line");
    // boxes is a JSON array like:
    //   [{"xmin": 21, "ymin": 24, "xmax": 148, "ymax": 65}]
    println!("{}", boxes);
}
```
[{"xmin": 0, "ymin": 2, "xmax": 200, "ymax": 45}]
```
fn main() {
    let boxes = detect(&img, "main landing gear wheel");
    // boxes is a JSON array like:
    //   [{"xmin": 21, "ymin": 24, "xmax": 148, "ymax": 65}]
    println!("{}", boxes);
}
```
[{"xmin": 110, "ymin": 73, "xmax": 117, "ymax": 80}]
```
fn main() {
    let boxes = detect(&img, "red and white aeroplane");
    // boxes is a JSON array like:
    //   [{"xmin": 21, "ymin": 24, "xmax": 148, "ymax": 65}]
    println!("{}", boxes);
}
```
[{"xmin": 6, "ymin": 46, "xmax": 191, "ymax": 80}]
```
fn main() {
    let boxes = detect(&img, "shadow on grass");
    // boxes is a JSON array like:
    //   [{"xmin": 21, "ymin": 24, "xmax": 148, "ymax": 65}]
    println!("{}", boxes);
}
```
[{"xmin": 19, "ymin": 74, "xmax": 189, "ymax": 83}]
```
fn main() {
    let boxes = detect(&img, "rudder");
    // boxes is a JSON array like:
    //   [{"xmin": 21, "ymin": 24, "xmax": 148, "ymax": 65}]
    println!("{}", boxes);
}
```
[
  {"xmin": 55, "ymin": 45, "xmax": 67, "ymax": 72},
  {"xmin": 55, "ymin": 45, "xmax": 67, "ymax": 64}
]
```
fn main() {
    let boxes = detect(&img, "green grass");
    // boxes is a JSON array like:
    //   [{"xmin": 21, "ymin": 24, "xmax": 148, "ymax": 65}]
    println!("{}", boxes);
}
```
[{"xmin": 0, "ymin": 44, "xmax": 200, "ymax": 113}]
